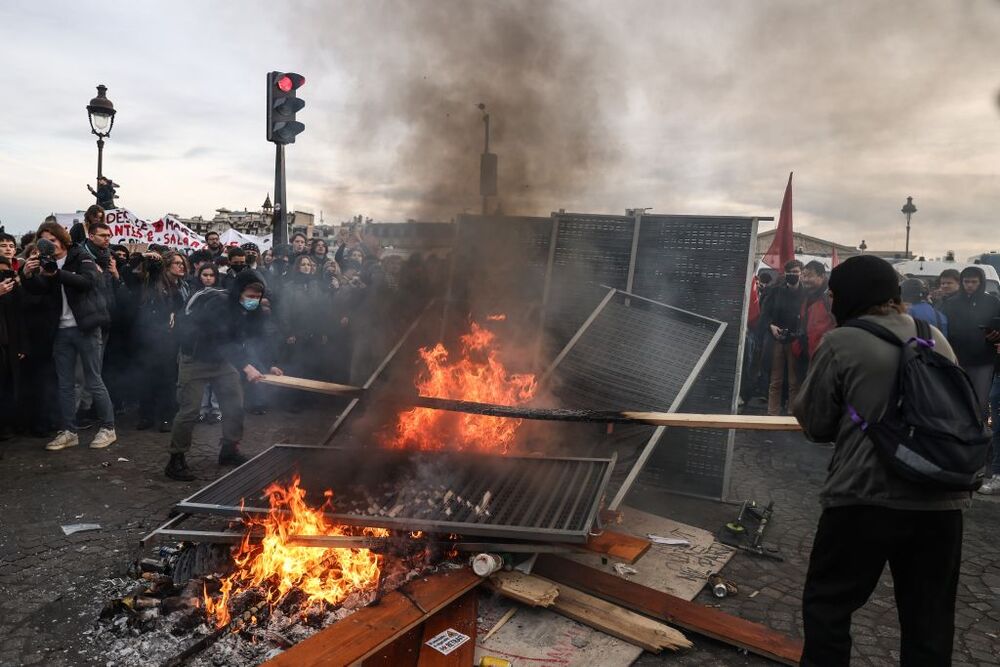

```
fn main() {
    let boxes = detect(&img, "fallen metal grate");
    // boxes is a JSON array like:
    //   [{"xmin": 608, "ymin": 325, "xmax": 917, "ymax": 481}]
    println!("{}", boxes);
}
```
[{"xmin": 176, "ymin": 445, "xmax": 615, "ymax": 543}]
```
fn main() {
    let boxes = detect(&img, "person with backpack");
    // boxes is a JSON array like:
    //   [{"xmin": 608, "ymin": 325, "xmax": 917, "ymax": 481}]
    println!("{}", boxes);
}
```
[
  {"xmin": 793, "ymin": 255, "xmax": 986, "ymax": 667},
  {"xmin": 165, "ymin": 270, "xmax": 283, "ymax": 481}
]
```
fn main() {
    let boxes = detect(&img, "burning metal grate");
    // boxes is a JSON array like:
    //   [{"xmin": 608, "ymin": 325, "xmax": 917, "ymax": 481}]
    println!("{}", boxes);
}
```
[{"xmin": 176, "ymin": 445, "xmax": 615, "ymax": 543}]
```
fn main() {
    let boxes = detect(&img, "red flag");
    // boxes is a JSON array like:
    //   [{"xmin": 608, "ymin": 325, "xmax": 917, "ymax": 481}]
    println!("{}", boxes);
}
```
[
  {"xmin": 831, "ymin": 244, "xmax": 840, "ymax": 268},
  {"xmin": 748, "ymin": 276, "xmax": 761, "ymax": 327},
  {"xmin": 762, "ymin": 172, "xmax": 794, "ymax": 270}
]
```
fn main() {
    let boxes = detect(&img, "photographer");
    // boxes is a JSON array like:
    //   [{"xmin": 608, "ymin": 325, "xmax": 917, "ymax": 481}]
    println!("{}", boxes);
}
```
[
  {"xmin": 761, "ymin": 259, "xmax": 804, "ymax": 416},
  {"xmin": 21, "ymin": 221, "xmax": 115, "ymax": 451}
]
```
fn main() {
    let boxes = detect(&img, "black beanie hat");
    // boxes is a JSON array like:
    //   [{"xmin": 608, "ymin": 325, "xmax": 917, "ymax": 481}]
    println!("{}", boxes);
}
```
[{"xmin": 828, "ymin": 255, "xmax": 900, "ymax": 325}]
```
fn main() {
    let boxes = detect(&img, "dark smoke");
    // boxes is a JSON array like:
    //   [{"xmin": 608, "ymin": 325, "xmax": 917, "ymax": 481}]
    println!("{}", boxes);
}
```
[{"xmin": 303, "ymin": 0, "xmax": 623, "ymax": 220}]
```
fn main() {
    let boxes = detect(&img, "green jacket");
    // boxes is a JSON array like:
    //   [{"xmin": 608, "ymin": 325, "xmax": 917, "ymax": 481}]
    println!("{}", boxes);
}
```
[{"xmin": 792, "ymin": 312, "xmax": 971, "ymax": 511}]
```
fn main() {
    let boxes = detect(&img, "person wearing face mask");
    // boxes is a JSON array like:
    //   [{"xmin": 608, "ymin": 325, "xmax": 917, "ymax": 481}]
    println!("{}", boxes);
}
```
[
  {"xmin": 165, "ymin": 270, "xmax": 283, "ymax": 481},
  {"xmin": 761, "ymin": 259, "xmax": 805, "ymax": 416},
  {"xmin": 223, "ymin": 247, "xmax": 248, "ymax": 289}
]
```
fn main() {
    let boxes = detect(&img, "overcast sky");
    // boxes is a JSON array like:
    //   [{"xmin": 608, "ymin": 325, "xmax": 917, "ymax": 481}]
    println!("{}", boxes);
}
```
[{"xmin": 2, "ymin": 0, "xmax": 999, "ymax": 259}]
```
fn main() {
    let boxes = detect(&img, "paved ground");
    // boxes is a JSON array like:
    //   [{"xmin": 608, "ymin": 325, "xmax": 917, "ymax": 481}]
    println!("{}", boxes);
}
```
[{"xmin": 1, "ymin": 402, "xmax": 998, "ymax": 666}]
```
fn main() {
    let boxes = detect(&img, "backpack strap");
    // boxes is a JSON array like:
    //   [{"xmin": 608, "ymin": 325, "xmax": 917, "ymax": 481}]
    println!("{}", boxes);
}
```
[
  {"xmin": 910, "ymin": 317, "xmax": 936, "ymax": 350},
  {"xmin": 842, "ymin": 319, "xmax": 903, "ymax": 347}
]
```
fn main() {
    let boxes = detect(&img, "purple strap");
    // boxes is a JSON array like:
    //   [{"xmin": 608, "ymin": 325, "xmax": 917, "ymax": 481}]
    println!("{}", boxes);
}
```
[
  {"xmin": 906, "ymin": 336, "xmax": 935, "ymax": 349},
  {"xmin": 847, "ymin": 404, "xmax": 868, "ymax": 431}
]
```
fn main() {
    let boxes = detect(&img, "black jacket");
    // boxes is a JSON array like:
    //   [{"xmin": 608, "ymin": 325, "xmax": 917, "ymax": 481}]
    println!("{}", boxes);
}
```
[
  {"xmin": 762, "ymin": 282, "xmax": 804, "ymax": 334},
  {"xmin": 940, "ymin": 267, "xmax": 1000, "ymax": 367},
  {"xmin": 21, "ymin": 245, "xmax": 110, "ymax": 333}
]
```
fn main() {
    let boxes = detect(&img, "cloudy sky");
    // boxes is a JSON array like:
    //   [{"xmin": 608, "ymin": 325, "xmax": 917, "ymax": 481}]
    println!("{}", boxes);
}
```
[{"xmin": 2, "ymin": 0, "xmax": 999, "ymax": 259}]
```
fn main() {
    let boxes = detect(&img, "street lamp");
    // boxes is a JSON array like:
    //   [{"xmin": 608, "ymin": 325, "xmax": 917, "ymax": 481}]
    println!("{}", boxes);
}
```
[
  {"xmin": 901, "ymin": 196, "xmax": 917, "ymax": 259},
  {"xmin": 859, "ymin": 239, "xmax": 868, "ymax": 254},
  {"xmin": 86, "ymin": 84, "xmax": 116, "ymax": 182}
]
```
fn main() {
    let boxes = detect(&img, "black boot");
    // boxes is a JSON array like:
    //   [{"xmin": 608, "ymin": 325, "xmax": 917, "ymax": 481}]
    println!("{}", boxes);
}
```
[
  {"xmin": 165, "ymin": 453, "xmax": 196, "ymax": 481},
  {"xmin": 218, "ymin": 440, "xmax": 248, "ymax": 466}
]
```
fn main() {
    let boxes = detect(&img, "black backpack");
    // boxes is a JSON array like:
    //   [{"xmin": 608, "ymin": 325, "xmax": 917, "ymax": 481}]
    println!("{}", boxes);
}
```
[{"xmin": 844, "ymin": 317, "xmax": 991, "ymax": 491}]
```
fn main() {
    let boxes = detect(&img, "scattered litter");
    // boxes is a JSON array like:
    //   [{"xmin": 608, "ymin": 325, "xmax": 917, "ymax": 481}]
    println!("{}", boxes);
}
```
[
  {"xmin": 117, "ymin": 457, "xmax": 130, "ymax": 462},
  {"xmin": 74, "ymin": 514, "xmax": 85, "ymax": 519},
  {"xmin": 613, "ymin": 563, "xmax": 638, "ymax": 577},
  {"xmin": 482, "ymin": 608, "xmax": 517, "ymax": 642},
  {"xmin": 647, "ymin": 534, "xmax": 691, "ymax": 546},
  {"xmin": 61, "ymin": 523, "xmax": 101, "ymax": 535},
  {"xmin": 425, "ymin": 628, "xmax": 470, "ymax": 655},
  {"xmin": 749, "ymin": 590, "xmax": 760, "ymax": 598},
  {"xmin": 101, "ymin": 462, "xmax": 111, "ymax": 468}
]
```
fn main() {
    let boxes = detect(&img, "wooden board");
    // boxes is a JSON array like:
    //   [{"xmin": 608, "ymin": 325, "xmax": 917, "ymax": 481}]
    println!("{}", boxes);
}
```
[
  {"xmin": 475, "ymin": 593, "xmax": 644, "ymax": 667},
  {"xmin": 579, "ymin": 529, "xmax": 651, "ymax": 564},
  {"xmin": 488, "ymin": 571, "xmax": 559, "ymax": 607},
  {"xmin": 261, "ymin": 373, "xmax": 801, "ymax": 431},
  {"xmin": 569, "ymin": 510, "xmax": 734, "ymax": 601},
  {"xmin": 533, "ymin": 555, "xmax": 803, "ymax": 666},
  {"xmin": 263, "ymin": 569, "xmax": 482, "ymax": 667},
  {"xmin": 362, "ymin": 626, "xmax": 422, "ymax": 667},
  {"xmin": 417, "ymin": 591, "xmax": 478, "ymax": 666},
  {"xmin": 541, "ymin": 576, "xmax": 691, "ymax": 652}
]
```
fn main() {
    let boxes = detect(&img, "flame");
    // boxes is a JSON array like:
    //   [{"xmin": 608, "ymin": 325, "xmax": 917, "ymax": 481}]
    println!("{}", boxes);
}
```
[
  {"xmin": 386, "ymin": 318, "xmax": 537, "ymax": 453},
  {"xmin": 203, "ymin": 477, "xmax": 386, "ymax": 628}
]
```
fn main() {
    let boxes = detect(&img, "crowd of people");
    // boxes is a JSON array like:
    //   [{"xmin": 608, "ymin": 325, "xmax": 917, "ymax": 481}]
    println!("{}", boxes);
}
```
[
  {"xmin": 0, "ymin": 207, "xmax": 442, "ymax": 480},
  {"xmin": 748, "ymin": 257, "xmax": 1000, "ymax": 494}
]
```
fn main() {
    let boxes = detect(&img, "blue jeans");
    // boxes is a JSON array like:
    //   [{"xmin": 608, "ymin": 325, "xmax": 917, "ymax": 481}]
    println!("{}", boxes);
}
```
[
  {"xmin": 990, "ymin": 375, "xmax": 1000, "ymax": 475},
  {"xmin": 53, "ymin": 327, "xmax": 114, "ymax": 432}
]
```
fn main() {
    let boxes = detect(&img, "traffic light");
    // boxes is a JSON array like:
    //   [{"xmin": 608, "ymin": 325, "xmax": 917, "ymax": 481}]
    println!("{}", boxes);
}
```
[{"xmin": 266, "ymin": 71, "xmax": 305, "ymax": 144}]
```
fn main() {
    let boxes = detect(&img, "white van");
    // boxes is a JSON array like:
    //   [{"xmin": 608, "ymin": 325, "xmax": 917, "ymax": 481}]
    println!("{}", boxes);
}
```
[{"xmin": 893, "ymin": 259, "xmax": 1000, "ymax": 296}]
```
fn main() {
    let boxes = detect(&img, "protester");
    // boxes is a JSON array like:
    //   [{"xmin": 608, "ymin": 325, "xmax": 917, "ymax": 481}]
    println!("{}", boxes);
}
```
[
  {"xmin": 309, "ymin": 238, "xmax": 330, "ymax": 271},
  {"xmin": 15, "ymin": 243, "xmax": 59, "ymax": 437},
  {"xmin": 932, "ymin": 268, "xmax": 961, "ymax": 304},
  {"xmin": 0, "ymin": 230, "xmax": 19, "ymax": 272},
  {"xmin": 280, "ymin": 256, "xmax": 323, "ymax": 402},
  {"xmin": 939, "ymin": 265, "xmax": 1000, "ymax": 411},
  {"xmin": 793, "ymin": 260, "xmax": 835, "ymax": 375},
  {"xmin": 900, "ymin": 278, "xmax": 948, "ymax": 337},
  {"xmin": 21, "ymin": 221, "xmax": 116, "ymax": 451},
  {"xmin": 290, "ymin": 233, "xmax": 308, "ymax": 257},
  {"xmin": 0, "ymin": 255, "xmax": 27, "ymax": 441},
  {"xmin": 793, "ymin": 255, "xmax": 967, "ymax": 667},
  {"xmin": 241, "ymin": 242, "xmax": 261, "ymax": 271},
  {"xmin": 135, "ymin": 250, "xmax": 189, "ymax": 431},
  {"xmin": 761, "ymin": 259, "xmax": 804, "ymax": 416},
  {"xmin": 192, "ymin": 264, "xmax": 223, "ymax": 424},
  {"xmin": 166, "ymin": 271, "xmax": 283, "ymax": 480},
  {"xmin": 204, "ymin": 231, "xmax": 223, "ymax": 259},
  {"xmin": 224, "ymin": 247, "xmax": 248, "ymax": 288},
  {"xmin": 86, "ymin": 176, "xmax": 117, "ymax": 210}
]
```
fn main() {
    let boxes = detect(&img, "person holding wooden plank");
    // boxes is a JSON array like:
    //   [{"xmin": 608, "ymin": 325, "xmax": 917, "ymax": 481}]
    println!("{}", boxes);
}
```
[{"xmin": 793, "ymin": 255, "xmax": 978, "ymax": 667}]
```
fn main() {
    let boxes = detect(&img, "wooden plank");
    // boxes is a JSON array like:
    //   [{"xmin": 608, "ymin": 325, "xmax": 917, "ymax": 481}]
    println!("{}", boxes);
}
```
[
  {"xmin": 261, "ymin": 374, "xmax": 365, "ymax": 397},
  {"xmin": 541, "ymin": 576, "xmax": 691, "ymax": 653},
  {"xmin": 263, "ymin": 568, "xmax": 482, "ymax": 667},
  {"xmin": 362, "ymin": 626, "xmax": 422, "ymax": 667},
  {"xmin": 533, "ymin": 555, "xmax": 803, "ymax": 666},
  {"xmin": 488, "ymin": 571, "xmax": 559, "ymax": 607},
  {"xmin": 262, "ymin": 374, "xmax": 801, "ymax": 431},
  {"xmin": 417, "ymin": 591, "xmax": 478, "ymax": 666},
  {"xmin": 579, "ymin": 529, "xmax": 651, "ymax": 564}
]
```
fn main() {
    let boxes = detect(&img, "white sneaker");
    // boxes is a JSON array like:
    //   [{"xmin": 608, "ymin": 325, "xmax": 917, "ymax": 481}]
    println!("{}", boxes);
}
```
[
  {"xmin": 977, "ymin": 474, "xmax": 1000, "ymax": 495},
  {"xmin": 89, "ymin": 427, "xmax": 117, "ymax": 449},
  {"xmin": 46, "ymin": 430, "xmax": 79, "ymax": 451}
]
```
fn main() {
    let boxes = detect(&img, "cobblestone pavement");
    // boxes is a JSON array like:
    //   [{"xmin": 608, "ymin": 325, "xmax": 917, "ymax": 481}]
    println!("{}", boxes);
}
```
[{"xmin": 1, "ymin": 405, "xmax": 998, "ymax": 666}]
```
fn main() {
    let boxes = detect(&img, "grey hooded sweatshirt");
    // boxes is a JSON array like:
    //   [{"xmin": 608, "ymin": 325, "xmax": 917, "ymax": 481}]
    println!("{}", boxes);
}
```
[{"xmin": 792, "ymin": 311, "xmax": 971, "ymax": 511}]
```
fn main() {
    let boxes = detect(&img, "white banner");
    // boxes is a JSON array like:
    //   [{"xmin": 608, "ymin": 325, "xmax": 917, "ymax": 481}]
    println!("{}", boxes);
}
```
[{"xmin": 54, "ymin": 209, "xmax": 271, "ymax": 252}]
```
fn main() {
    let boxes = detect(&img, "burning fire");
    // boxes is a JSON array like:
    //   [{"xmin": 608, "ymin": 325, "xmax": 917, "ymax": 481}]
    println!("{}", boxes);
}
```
[
  {"xmin": 386, "ymin": 316, "xmax": 537, "ymax": 453},
  {"xmin": 203, "ymin": 477, "xmax": 386, "ymax": 628}
]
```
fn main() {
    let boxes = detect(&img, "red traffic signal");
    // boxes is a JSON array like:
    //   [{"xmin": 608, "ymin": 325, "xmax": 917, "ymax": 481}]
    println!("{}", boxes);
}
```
[{"xmin": 276, "ymin": 73, "xmax": 305, "ymax": 92}]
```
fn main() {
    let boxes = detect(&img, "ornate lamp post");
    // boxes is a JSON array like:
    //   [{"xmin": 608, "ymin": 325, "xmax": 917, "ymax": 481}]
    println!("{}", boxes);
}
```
[
  {"xmin": 901, "ymin": 196, "xmax": 917, "ymax": 259},
  {"xmin": 86, "ymin": 85, "xmax": 116, "ymax": 183}
]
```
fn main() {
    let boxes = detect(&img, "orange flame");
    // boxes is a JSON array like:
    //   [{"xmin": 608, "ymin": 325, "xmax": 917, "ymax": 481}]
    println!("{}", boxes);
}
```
[
  {"xmin": 203, "ymin": 477, "xmax": 386, "ymax": 628},
  {"xmin": 385, "ymin": 317, "xmax": 536, "ymax": 453}
]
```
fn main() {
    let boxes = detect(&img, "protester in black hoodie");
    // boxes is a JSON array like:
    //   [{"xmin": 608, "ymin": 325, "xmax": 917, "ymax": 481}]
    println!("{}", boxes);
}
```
[
  {"xmin": 0, "ymin": 255, "xmax": 27, "ymax": 440},
  {"xmin": 165, "ymin": 270, "xmax": 283, "ymax": 480},
  {"xmin": 940, "ymin": 265, "xmax": 1000, "ymax": 411},
  {"xmin": 761, "ymin": 259, "xmax": 805, "ymax": 415}
]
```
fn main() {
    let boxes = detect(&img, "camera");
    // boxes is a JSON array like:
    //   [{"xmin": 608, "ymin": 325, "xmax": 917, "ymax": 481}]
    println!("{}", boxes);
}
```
[{"xmin": 36, "ymin": 238, "xmax": 59, "ymax": 273}]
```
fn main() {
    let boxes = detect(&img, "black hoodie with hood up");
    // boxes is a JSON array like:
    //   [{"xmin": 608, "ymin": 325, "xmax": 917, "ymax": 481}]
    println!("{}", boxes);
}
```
[{"xmin": 940, "ymin": 265, "xmax": 1000, "ymax": 367}]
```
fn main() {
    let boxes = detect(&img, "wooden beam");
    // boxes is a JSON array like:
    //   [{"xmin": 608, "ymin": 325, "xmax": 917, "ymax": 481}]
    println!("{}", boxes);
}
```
[
  {"xmin": 262, "ymin": 374, "xmax": 801, "ymax": 431},
  {"xmin": 533, "ymin": 555, "xmax": 803, "ymax": 665},
  {"xmin": 417, "ymin": 591, "xmax": 478, "ymax": 666},
  {"xmin": 488, "ymin": 571, "xmax": 559, "ymax": 607},
  {"xmin": 542, "ymin": 576, "xmax": 691, "ymax": 652},
  {"xmin": 263, "ymin": 568, "xmax": 482, "ymax": 667},
  {"xmin": 580, "ymin": 530, "xmax": 651, "ymax": 564},
  {"xmin": 362, "ymin": 626, "xmax": 422, "ymax": 667}
]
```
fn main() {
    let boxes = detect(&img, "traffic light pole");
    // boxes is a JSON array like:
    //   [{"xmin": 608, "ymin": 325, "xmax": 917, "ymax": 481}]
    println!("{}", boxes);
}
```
[{"xmin": 272, "ymin": 142, "xmax": 288, "ymax": 246}]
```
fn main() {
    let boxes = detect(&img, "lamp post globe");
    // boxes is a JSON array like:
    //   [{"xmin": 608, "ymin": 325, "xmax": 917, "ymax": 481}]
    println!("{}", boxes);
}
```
[{"xmin": 86, "ymin": 84, "xmax": 116, "ymax": 184}]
